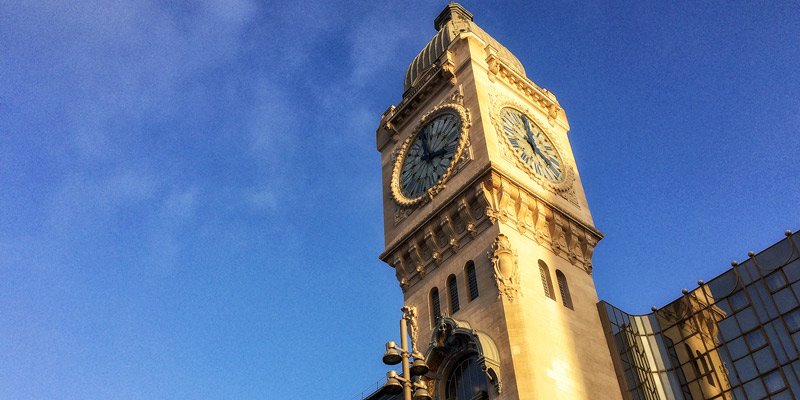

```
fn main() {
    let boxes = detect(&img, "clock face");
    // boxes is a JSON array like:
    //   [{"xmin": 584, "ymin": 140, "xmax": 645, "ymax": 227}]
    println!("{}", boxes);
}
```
[
  {"xmin": 399, "ymin": 112, "xmax": 462, "ymax": 199},
  {"xmin": 499, "ymin": 107, "xmax": 563, "ymax": 182}
]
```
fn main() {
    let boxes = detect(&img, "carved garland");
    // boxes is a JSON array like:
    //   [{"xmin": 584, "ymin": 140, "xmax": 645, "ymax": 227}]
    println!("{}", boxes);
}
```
[{"xmin": 390, "ymin": 103, "xmax": 472, "ymax": 207}]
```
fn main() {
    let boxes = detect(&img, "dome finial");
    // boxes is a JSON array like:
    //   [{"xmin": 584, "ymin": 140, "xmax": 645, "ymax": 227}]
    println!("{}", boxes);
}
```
[{"xmin": 434, "ymin": 3, "xmax": 473, "ymax": 31}]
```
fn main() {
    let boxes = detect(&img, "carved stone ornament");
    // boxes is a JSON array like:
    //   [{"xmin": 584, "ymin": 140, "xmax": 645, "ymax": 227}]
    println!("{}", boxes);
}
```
[
  {"xmin": 478, "ymin": 171, "xmax": 600, "ymax": 274},
  {"xmin": 390, "ymin": 103, "xmax": 471, "ymax": 207},
  {"xmin": 489, "ymin": 234, "xmax": 521, "ymax": 301},
  {"xmin": 488, "ymin": 93, "xmax": 577, "ymax": 198},
  {"xmin": 402, "ymin": 305, "xmax": 420, "ymax": 351},
  {"xmin": 426, "ymin": 317, "xmax": 503, "ymax": 395},
  {"xmin": 484, "ymin": 44, "xmax": 562, "ymax": 125},
  {"xmin": 382, "ymin": 183, "xmax": 491, "ymax": 292}
]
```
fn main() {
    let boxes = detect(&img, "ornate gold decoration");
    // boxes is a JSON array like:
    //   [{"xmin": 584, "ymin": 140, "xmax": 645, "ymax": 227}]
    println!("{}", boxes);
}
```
[
  {"xmin": 390, "ymin": 103, "xmax": 471, "ymax": 207},
  {"xmin": 489, "ymin": 234, "xmax": 520, "ymax": 301},
  {"xmin": 489, "ymin": 94, "xmax": 576, "ymax": 198}
]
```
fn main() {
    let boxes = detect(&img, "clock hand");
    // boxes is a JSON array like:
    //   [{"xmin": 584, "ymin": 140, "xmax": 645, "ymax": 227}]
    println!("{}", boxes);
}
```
[
  {"xmin": 420, "ymin": 132, "xmax": 432, "ymax": 161},
  {"xmin": 429, "ymin": 148, "xmax": 447, "ymax": 159},
  {"xmin": 521, "ymin": 115, "xmax": 539, "ymax": 152},
  {"xmin": 534, "ymin": 146, "xmax": 553, "ymax": 167}
]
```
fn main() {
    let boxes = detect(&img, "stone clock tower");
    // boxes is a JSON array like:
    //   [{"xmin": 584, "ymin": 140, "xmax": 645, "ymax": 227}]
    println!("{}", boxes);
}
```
[{"xmin": 376, "ymin": 4, "xmax": 622, "ymax": 399}]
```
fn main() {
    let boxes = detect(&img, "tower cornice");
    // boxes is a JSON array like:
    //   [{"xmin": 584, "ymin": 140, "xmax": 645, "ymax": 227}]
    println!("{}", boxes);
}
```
[{"xmin": 380, "ymin": 166, "xmax": 603, "ymax": 292}]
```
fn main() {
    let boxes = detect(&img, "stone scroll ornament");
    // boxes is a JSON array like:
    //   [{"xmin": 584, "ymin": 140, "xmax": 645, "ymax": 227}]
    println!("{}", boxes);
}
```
[{"xmin": 490, "ymin": 234, "xmax": 521, "ymax": 301}]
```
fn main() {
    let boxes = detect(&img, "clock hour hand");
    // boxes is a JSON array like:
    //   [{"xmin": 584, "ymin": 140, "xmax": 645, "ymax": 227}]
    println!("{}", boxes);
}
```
[
  {"xmin": 420, "ymin": 132, "xmax": 432, "ymax": 161},
  {"xmin": 429, "ymin": 148, "xmax": 447, "ymax": 159},
  {"xmin": 521, "ymin": 115, "xmax": 539, "ymax": 152}
]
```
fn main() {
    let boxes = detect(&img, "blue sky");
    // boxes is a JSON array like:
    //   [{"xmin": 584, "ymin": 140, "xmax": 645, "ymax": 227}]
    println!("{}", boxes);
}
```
[{"xmin": 1, "ymin": 1, "xmax": 798, "ymax": 399}]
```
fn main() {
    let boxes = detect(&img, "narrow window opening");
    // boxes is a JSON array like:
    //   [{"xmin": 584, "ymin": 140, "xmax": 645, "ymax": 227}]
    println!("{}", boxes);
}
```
[
  {"xmin": 447, "ymin": 275, "xmax": 460, "ymax": 314},
  {"xmin": 466, "ymin": 261, "xmax": 479, "ymax": 301},
  {"xmin": 430, "ymin": 287, "xmax": 441, "ymax": 326},
  {"xmin": 556, "ymin": 270, "xmax": 573, "ymax": 309},
  {"xmin": 538, "ymin": 260, "xmax": 555, "ymax": 300}
]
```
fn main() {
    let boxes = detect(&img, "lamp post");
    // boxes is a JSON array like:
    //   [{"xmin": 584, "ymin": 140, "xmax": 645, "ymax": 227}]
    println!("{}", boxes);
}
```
[{"xmin": 380, "ymin": 307, "xmax": 431, "ymax": 400}]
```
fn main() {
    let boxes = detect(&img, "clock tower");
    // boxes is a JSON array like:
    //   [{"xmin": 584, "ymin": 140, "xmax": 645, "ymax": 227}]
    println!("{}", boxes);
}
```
[{"xmin": 376, "ymin": 4, "xmax": 622, "ymax": 399}]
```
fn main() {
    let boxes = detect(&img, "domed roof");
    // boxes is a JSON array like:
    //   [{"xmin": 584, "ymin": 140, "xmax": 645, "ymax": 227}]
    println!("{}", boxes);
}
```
[{"xmin": 404, "ymin": 3, "xmax": 526, "ymax": 91}]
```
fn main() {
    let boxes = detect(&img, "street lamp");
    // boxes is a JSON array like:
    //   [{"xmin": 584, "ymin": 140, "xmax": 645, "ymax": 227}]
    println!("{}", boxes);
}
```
[{"xmin": 380, "ymin": 308, "xmax": 431, "ymax": 400}]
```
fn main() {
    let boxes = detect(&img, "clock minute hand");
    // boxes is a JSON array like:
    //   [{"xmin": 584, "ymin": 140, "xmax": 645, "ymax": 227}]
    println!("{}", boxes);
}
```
[{"xmin": 534, "ymin": 146, "xmax": 553, "ymax": 167}]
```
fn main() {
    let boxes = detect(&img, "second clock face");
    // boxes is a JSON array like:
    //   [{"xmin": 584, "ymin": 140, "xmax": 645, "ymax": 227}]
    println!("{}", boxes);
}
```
[
  {"xmin": 499, "ymin": 107, "xmax": 563, "ymax": 182},
  {"xmin": 399, "ymin": 112, "xmax": 462, "ymax": 199}
]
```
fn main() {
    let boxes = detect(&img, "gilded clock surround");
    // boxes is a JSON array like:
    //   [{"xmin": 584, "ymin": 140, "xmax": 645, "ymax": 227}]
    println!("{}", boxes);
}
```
[
  {"xmin": 391, "ymin": 103, "xmax": 471, "ymax": 207},
  {"xmin": 490, "ymin": 95, "xmax": 576, "ymax": 197}
]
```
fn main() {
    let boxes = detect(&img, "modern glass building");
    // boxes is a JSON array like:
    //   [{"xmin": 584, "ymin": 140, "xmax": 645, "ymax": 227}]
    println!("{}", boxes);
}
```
[{"xmin": 600, "ymin": 231, "xmax": 800, "ymax": 400}]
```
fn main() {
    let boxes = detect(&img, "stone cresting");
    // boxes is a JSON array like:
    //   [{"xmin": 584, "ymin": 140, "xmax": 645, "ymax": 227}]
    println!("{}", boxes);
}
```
[{"xmin": 382, "ymin": 170, "xmax": 601, "ymax": 293}]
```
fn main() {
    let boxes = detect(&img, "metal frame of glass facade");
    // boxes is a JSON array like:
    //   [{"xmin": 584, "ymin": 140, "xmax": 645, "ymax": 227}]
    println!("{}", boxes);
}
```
[{"xmin": 601, "ymin": 231, "xmax": 800, "ymax": 400}]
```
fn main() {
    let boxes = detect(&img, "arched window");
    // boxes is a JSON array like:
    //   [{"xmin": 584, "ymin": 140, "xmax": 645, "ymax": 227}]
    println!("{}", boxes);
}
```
[
  {"xmin": 445, "ymin": 356, "xmax": 489, "ymax": 400},
  {"xmin": 556, "ymin": 270, "xmax": 573, "ymax": 309},
  {"xmin": 430, "ymin": 287, "xmax": 441, "ymax": 325},
  {"xmin": 538, "ymin": 260, "xmax": 555, "ymax": 300},
  {"xmin": 447, "ymin": 275, "xmax": 460, "ymax": 314},
  {"xmin": 465, "ymin": 261, "xmax": 479, "ymax": 301}
]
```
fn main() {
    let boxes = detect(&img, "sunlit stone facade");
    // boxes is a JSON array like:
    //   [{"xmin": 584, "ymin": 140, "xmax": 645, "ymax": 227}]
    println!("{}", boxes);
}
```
[{"xmin": 358, "ymin": 3, "xmax": 798, "ymax": 400}]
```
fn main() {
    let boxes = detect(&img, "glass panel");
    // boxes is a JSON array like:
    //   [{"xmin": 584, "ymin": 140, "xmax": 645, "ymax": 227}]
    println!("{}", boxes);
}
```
[
  {"xmin": 720, "ymin": 316, "xmax": 743, "ymax": 342},
  {"xmin": 785, "ymin": 308, "xmax": 800, "ymax": 332},
  {"xmin": 758, "ymin": 239, "xmax": 793, "ymax": 273},
  {"xmin": 445, "ymin": 356, "xmax": 489, "ymax": 400},
  {"xmin": 708, "ymin": 269, "xmax": 741, "ymax": 299},
  {"xmin": 716, "ymin": 298, "xmax": 734, "ymax": 317},
  {"xmin": 753, "ymin": 347, "xmax": 777, "ymax": 373},
  {"xmin": 764, "ymin": 322, "xmax": 792, "ymax": 364},
  {"xmin": 743, "ymin": 378, "xmax": 766, "ymax": 399},
  {"xmin": 770, "ymin": 391, "xmax": 793, "ymax": 400},
  {"xmin": 767, "ymin": 271, "xmax": 789, "ymax": 292},
  {"xmin": 784, "ymin": 259, "xmax": 800, "ymax": 283},
  {"xmin": 737, "ymin": 308, "xmax": 759, "ymax": 333},
  {"xmin": 763, "ymin": 370, "xmax": 787, "ymax": 394},
  {"xmin": 728, "ymin": 336, "xmax": 749, "ymax": 360},
  {"xmin": 746, "ymin": 330, "xmax": 768, "ymax": 351},
  {"xmin": 774, "ymin": 287, "xmax": 798, "ymax": 314},
  {"xmin": 734, "ymin": 356, "xmax": 758, "ymax": 381},
  {"xmin": 752, "ymin": 283, "xmax": 779, "ymax": 321},
  {"xmin": 739, "ymin": 260, "xmax": 761, "ymax": 285},
  {"xmin": 730, "ymin": 291, "xmax": 749, "ymax": 312}
]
